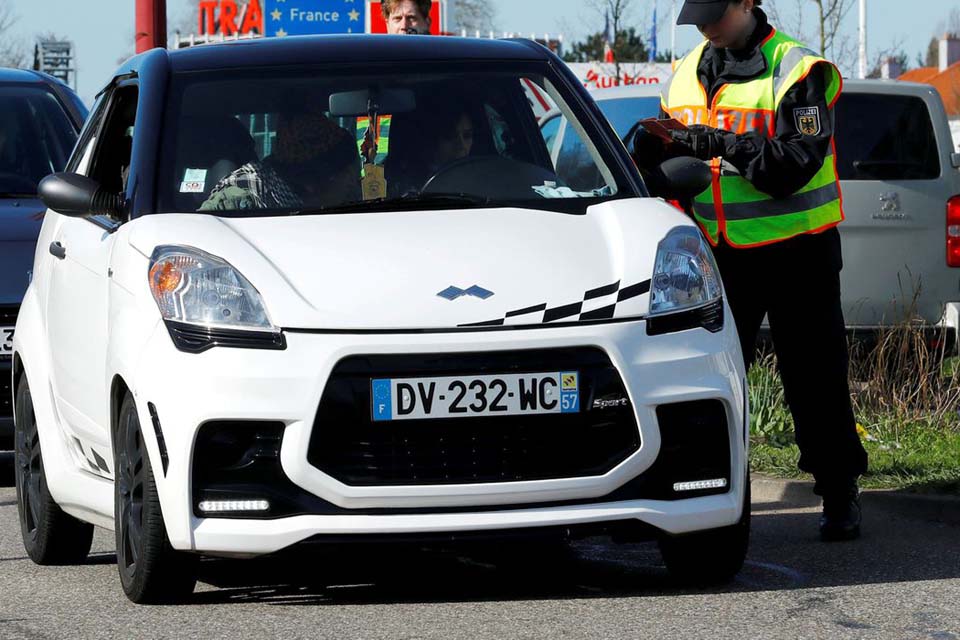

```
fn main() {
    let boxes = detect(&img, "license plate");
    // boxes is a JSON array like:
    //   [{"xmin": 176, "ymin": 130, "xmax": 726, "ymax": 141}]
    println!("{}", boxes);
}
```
[
  {"xmin": 371, "ymin": 371, "xmax": 580, "ymax": 422},
  {"xmin": 0, "ymin": 326, "xmax": 12, "ymax": 357}
]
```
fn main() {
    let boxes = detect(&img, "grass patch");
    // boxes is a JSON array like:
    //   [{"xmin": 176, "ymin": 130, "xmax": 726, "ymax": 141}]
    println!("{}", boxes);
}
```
[
  {"xmin": 749, "ymin": 315, "xmax": 960, "ymax": 494},
  {"xmin": 751, "ymin": 424, "xmax": 960, "ymax": 492}
]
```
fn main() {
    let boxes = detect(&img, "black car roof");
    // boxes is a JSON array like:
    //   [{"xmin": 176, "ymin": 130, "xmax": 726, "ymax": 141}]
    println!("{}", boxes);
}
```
[
  {"xmin": 0, "ymin": 67, "xmax": 66, "ymax": 86},
  {"xmin": 163, "ymin": 35, "xmax": 549, "ymax": 73}
]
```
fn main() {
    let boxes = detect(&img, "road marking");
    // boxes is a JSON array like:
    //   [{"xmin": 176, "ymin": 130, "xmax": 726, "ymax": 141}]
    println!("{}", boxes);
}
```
[{"xmin": 742, "ymin": 560, "xmax": 809, "ymax": 586}]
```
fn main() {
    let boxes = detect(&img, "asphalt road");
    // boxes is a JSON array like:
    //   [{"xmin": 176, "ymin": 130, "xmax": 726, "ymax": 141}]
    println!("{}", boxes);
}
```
[{"xmin": 0, "ymin": 452, "xmax": 958, "ymax": 640}]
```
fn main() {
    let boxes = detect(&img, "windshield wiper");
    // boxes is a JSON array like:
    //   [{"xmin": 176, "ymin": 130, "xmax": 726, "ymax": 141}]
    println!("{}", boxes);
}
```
[
  {"xmin": 291, "ymin": 192, "xmax": 491, "ymax": 216},
  {"xmin": 0, "ymin": 192, "xmax": 37, "ymax": 199}
]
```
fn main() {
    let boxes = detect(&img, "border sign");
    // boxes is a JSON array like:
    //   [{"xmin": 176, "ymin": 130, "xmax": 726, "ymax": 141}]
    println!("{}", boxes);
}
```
[{"xmin": 264, "ymin": 0, "xmax": 366, "ymax": 36}]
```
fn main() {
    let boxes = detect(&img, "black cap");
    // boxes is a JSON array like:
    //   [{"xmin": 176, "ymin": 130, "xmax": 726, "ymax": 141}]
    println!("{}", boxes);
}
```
[{"xmin": 677, "ymin": 0, "xmax": 730, "ymax": 26}]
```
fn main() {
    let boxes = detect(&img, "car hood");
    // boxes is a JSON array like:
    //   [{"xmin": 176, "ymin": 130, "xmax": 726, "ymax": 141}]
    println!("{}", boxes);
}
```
[
  {"xmin": 0, "ymin": 197, "xmax": 45, "ymax": 305},
  {"xmin": 127, "ymin": 199, "xmax": 692, "ymax": 330}
]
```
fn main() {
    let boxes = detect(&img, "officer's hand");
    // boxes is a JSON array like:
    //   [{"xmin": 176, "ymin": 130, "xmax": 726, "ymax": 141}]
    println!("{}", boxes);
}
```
[
  {"xmin": 625, "ymin": 123, "xmax": 668, "ymax": 169},
  {"xmin": 669, "ymin": 125, "xmax": 729, "ymax": 161}
]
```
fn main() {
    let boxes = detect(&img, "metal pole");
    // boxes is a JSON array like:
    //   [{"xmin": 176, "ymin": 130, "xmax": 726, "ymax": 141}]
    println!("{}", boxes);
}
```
[
  {"xmin": 858, "ymin": 0, "xmax": 867, "ymax": 78},
  {"xmin": 135, "ymin": 0, "xmax": 167, "ymax": 53},
  {"xmin": 671, "ymin": 0, "xmax": 677, "ymax": 64}
]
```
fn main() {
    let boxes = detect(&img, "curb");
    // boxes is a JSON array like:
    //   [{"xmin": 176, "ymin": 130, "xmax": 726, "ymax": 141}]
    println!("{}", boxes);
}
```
[{"xmin": 751, "ymin": 474, "xmax": 960, "ymax": 525}]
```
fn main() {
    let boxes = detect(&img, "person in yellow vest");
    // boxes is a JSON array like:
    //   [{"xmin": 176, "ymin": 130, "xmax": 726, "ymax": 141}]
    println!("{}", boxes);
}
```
[{"xmin": 643, "ymin": 0, "xmax": 868, "ymax": 541}]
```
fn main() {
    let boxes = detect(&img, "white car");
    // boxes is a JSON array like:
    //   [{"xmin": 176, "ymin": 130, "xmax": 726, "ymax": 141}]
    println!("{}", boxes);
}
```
[{"xmin": 13, "ymin": 36, "xmax": 749, "ymax": 603}]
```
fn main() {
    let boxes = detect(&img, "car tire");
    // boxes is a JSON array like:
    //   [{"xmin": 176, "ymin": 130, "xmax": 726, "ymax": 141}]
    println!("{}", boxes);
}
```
[
  {"xmin": 114, "ymin": 393, "xmax": 197, "ymax": 604},
  {"xmin": 658, "ymin": 477, "xmax": 751, "ymax": 586},
  {"xmin": 14, "ymin": 375, "xmax": 95, "ymax": 565}
]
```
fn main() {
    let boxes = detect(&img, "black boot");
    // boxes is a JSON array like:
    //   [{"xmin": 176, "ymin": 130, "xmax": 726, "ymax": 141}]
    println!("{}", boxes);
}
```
[{"xmin": 818, "ymin": 480, "xmax": 862, "ymax": 542}]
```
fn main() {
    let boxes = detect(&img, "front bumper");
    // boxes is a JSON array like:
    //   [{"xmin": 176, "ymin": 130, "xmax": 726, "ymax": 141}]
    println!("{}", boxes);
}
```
[
  {"xmin": 192, "ymin": 494, "xmax": 741, "ymax": 556},
  {"xmin": 132, "ymin": 313, "xmax": 747, "ymax": 555}
]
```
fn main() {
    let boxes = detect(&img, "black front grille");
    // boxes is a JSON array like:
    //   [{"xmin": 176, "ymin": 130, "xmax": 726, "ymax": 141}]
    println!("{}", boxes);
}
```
[{"xmin": 309, "ymin": 348, "xmax": 641, "ymax": 486}]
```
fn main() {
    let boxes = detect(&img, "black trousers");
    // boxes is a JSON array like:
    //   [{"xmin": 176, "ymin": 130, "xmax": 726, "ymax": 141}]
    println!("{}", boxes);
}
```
[{"xmin": 712, "ymin": 227, "xmax": 868, "ymax": 492}]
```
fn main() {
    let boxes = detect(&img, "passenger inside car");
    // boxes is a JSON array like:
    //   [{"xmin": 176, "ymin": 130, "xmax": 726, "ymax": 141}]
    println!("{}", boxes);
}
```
[{"xmin": 200, "ymin": 108, "xmax": 361, "ymax": 211}]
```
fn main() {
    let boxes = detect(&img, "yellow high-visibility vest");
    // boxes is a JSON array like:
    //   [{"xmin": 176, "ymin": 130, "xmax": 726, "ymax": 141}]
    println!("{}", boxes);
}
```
[{"xmin": 661, "ymin": 29, "xmax": 844, "ymax": 247}]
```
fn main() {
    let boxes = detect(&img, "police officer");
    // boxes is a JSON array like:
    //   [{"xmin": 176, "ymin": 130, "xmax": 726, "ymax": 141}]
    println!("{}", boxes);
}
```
[{"xmin": 641, "ymin": 0, "xmax": 868, "ymax": 541}]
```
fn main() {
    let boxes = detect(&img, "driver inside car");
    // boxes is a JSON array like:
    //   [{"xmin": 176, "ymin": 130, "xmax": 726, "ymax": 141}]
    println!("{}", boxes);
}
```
[
  {"xmin": 200, "ymin": 108, "xmax": 360, "ymax": 211},
  {"xmin": 431, "ymin": 106, "xmax": 474, "ymax": 169},
  {"xmin": 385, "ymin": 97, "xmax": 476, "ymax": 197}
]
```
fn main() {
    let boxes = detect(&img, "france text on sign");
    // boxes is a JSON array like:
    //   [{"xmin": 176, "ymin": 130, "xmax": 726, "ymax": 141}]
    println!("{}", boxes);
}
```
[{"xmin": 264, "ymin": 0, "xmax": 365, "ymax": 36}]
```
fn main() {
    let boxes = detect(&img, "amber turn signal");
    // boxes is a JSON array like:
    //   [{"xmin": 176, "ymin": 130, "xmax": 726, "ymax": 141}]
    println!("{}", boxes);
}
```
[{"xmin": 149, "ymin": 260, "xmax": 183, "ymax": 298}]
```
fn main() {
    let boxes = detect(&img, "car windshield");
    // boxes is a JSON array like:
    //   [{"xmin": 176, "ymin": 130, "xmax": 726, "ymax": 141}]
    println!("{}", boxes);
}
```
[
  {"xmin": 0, "ymin": 85, "xmax": 77, "ymax": 197},
  {"xmin": 157, "ymin": 62, "xmax": 633, "ymax": 216},
  {"xmin": 596, "ymin": 96, "xmax": 662, "ymax": 138}
]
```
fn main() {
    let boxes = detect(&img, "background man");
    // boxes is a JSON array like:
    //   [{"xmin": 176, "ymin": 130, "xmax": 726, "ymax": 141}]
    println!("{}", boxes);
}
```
[{"xmin": 383, "ymin": 0, "xmax": 432, "ymax": 34}]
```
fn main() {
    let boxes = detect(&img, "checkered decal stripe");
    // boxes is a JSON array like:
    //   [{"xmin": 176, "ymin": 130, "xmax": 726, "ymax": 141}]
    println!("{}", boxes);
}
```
[
  {"xmin": 459, "ymin": 279, "xmax": 652, "ymax": 328},
  {"xmin": 72, "ymin": 436, "xmax": 112, "ymax": 477}
]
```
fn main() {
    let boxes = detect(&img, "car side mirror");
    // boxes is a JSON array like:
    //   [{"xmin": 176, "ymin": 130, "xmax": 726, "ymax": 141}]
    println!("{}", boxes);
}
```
[
  {"xmin": 655, "ymin": 157, "xmax": 712, "ymax": 200},
  {"xmin": 38, "ymin": 173, "xmax": 123, "ymax": 218}
]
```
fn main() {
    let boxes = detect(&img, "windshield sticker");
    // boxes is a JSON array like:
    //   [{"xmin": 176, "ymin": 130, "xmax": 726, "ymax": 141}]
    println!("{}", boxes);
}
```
[{"xmin": 180, "ymin": 168, "xmax": 208, "ymax": 193}]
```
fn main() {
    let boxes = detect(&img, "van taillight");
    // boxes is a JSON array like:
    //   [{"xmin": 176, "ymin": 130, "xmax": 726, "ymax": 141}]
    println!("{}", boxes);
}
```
[{"xmin": 948, "ymin": 196, "xmax": 960, "ymax": 267}]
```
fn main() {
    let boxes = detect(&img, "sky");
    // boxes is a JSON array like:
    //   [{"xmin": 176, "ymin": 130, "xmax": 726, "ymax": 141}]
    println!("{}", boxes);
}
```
[{"xmin": 11, "ymin": 0, "xmax": 960, "ymax": 104}]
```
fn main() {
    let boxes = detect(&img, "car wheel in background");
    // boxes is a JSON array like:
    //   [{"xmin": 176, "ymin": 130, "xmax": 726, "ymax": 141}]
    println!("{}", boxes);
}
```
[{"xmin": 15, "ymin": 375, "xmax": 94, "ymax": 564}]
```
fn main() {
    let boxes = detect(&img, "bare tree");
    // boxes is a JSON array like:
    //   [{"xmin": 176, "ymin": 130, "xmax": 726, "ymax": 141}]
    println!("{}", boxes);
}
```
[
  {"xmin": 865, "ymin": 39, "xmax": 909, "ymax": 79},
  {"xmin": 767, "ymin": 0, "xmax": 857, "ymax": 61},
  {"xmin": 453, "ymin": 0, "xmax": 497, "ymax": 34},
  {"xmin": 0, "ymin": 0, "xmax": 29, "ymax": 68},
  {"xmin": 587, "ymin": 0, "xmax": 637, "ymax": 81},
  {"xmin": 935, "ymin": 7, "xmax": 960, "ymax": 38}
]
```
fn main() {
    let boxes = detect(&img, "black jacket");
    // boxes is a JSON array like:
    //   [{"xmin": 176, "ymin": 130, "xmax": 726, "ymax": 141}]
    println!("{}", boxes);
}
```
[{"xmin": 660, "ymin": 9, "xmax": 835, "ymax": 199}]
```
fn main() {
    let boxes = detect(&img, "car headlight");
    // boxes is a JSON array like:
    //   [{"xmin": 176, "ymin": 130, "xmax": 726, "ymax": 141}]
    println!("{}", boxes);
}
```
[
  {"xmin": 647, "ymin": 227, "xmax": 724, "ymax": 335},
  {"xmin": 148, "ymin": 246, "xmax": 284, "ymax": 353}
]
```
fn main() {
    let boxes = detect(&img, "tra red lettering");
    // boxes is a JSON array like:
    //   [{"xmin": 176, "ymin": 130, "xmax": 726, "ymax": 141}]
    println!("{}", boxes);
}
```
[
  {"xmin": 220, "ymin": 0, "xmax": 238, "ymax": 36},
  {"xmin": 240, "ymin": 0, "xmax": 263, "ymax": 34},
  {"xmin": 199, "ymin": 1, "xmax": 217, "ymax": 34}
]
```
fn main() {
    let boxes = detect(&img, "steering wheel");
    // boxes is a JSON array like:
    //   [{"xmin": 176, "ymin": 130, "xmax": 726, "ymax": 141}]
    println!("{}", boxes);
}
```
[
  {"xmin": 421, "ymin": 155, "xmax": 561, "ymax": 200},
  {"xmin": 0, "ymin": 172, "xmax": 38, "ymax": 194}
]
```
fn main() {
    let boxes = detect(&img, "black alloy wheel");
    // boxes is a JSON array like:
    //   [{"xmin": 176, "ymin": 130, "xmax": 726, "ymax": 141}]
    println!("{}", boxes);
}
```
[
  {"xmin": 14, "ymin": 375, "xmax": 93, "ymax": 564},
  {"xmin": 116, "ymin": 398, "xmax": 146, "ymax": 584},
  {"xmin": 114, "ymin": 393, "xmax": 197, "ymax": 603}
]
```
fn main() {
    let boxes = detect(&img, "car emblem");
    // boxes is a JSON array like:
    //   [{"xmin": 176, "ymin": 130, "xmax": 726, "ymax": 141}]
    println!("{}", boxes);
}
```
[
  {"xmin": 879, "ymin": 192, "xmax": 901, "ymax": 212},
  {"xmin": 437, "ymin": 285, "xmax": 495, "ymax": 301}
]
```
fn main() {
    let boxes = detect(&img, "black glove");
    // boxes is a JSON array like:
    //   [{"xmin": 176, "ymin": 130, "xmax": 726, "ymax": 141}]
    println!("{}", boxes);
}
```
[
  {"xmin": 624, "ymin": 122, "xmax": 667, "ymax": 170},
  {"xmin": 669, "ymin": 125, "xmax": 730, "ymax": 161}
]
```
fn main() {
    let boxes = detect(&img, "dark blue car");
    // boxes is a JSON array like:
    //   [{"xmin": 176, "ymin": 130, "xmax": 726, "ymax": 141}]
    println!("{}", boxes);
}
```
[{"xmin": 0, "ymin": 69, "xmax": 86, "ymax": 447}]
